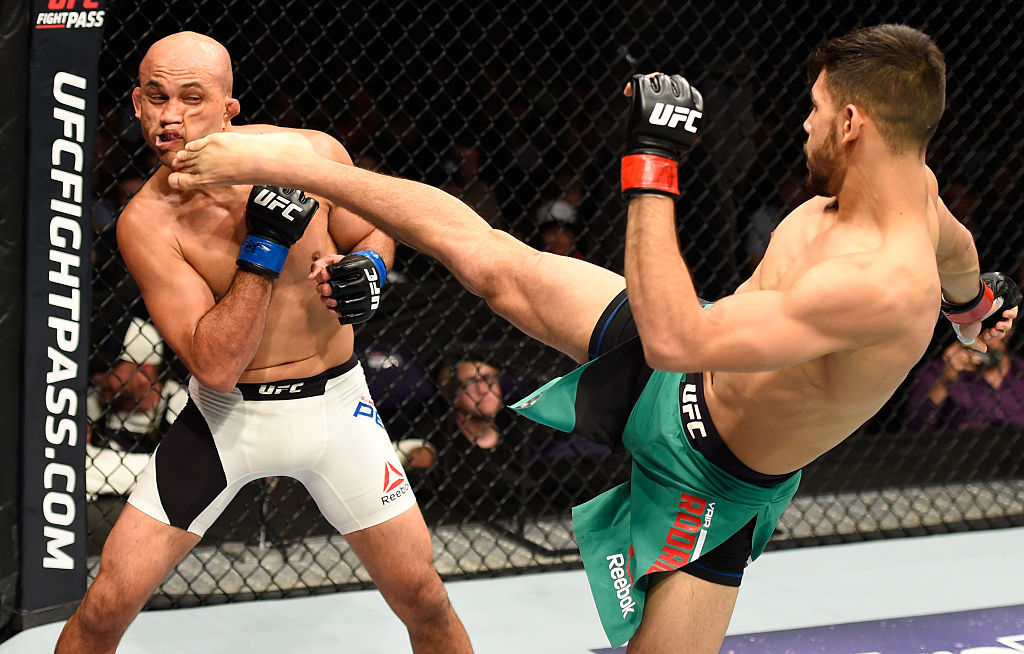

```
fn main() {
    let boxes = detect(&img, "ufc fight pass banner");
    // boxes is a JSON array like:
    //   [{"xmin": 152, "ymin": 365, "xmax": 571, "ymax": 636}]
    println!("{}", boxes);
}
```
[{"xmin": 20, "ymin": 0, "xmax": 104, "ymax": 620}]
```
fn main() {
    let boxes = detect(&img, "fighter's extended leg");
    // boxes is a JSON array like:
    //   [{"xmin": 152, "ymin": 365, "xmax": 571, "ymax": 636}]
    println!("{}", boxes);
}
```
[
  {"xmin": 419, "ymin": 226, "xmax": 625, "ymax": 363},
  {"xmin": 173, "ymin": 133, "xmax": 625, "ymax": 362},
  {"xmin": 310, "ymin": 185, "xmax": 626, "ymax": 363}
]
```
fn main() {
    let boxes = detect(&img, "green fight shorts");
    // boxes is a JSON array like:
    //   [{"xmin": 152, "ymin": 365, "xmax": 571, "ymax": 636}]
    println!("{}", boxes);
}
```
[{"xmin": 511, "ymin": 294, "xmax": 800, "ymax": 647}]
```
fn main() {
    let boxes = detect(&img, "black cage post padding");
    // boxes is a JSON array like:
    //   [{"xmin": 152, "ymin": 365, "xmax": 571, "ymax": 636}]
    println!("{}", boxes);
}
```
[
  {"xmin": 0, "ymin": 0, "xmax": 31, "ymax": 640},
  {"xmin": 17, "ymin": 0, "xmax": 105, "ymax": 632},
  {"xmin": 73, "ymin": 0, "xmax": 1024, "ymax": 615}
]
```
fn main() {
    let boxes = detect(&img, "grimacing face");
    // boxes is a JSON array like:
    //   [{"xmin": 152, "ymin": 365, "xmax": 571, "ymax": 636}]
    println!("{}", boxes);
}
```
[{"xmin": 131, "ymin": 50, "xmax": 238, "ymax": 167}]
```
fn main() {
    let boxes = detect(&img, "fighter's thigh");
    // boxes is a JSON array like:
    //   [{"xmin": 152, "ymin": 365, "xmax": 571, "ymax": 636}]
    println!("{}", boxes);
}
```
[
  {"xmin": 627, "ymin": 569, "xmax": 738, "ymax": 654},
  {"xmin": 467, "ymin": 230, "xmax": 626, "ymax": 363},
  {"xmin": 301, "ymin": 384, "xmax": 415, "ymax": 533},
  {"xmin": 89, "ymin": 504, "xmax": 199, "ymax": 611}
]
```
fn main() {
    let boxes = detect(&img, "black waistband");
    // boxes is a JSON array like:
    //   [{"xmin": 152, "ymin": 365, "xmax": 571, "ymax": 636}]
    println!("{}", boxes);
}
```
[
  {"xmin": 236, "ymin": 354, "xmax": 358, "ymax": 401},
  {"xmin": 679, "ymin": 373, "xmax": 796, "ymax": 488}
]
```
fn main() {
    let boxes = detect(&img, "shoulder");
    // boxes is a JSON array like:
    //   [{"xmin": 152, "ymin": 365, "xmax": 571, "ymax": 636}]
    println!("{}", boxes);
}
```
[
  {"xmin": 768, "ymin": 196, "xmax": 833, "ymax": 241},
  {"xmin": 780, "ymin": 195, "xmax": 833, "ymax": 225},
  {"xmin": 117, "ymin": 177, "xmax": 167, "ymax": 237},
  {"xmin": 233, "ymin": 124, "xmax": 353, "ymax": 165},
  {"xmin": 925, "ymin": 165, "xmax": 940, "ymax": 197},
  {"xmin": 116, "ymin": 176, "xmax": 183, "ymax": 260}
]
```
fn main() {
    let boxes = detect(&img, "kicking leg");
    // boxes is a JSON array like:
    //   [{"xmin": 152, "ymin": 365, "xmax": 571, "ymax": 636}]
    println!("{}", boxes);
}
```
[
  {"xmin": 174, "ymin": 134, "xmax": 625, "ymax": 363},
  {"xmin": 436, "ymin": 228, "xmax": 625, "ymax": 363},
  {"xmin": 339, "ymin": 177, "xmax": 627, "ymax": 362},
  {"xmin": 54, "ymin": 504, "xmax": 200, "ymax": 654},
  {"xmin": 312, "ymin": 193, "xmax": 626, "ymax": 363}
]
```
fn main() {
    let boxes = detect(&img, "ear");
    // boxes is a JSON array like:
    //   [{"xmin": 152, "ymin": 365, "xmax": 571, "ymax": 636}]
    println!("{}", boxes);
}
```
[
  {"xmin": 131, "ymin": 87, "xmax": 143, "ymax": 119},
  {"xmin": 839, "ymin": 104, "xmax": 864, "ymax": 145},
  {"xmin": 224, "ymin": 97, "xmax": 240, "ymax": 123}
]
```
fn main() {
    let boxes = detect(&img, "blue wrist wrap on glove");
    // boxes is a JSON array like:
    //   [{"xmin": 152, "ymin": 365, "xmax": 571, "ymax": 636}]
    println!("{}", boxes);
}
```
[
  {"xmin": 238, "ymin": 235, "xmax": 290, "ymax": 276},
  {"xmin": 351, "ymin": 249, "xmax": 387, "ymax": 288}
]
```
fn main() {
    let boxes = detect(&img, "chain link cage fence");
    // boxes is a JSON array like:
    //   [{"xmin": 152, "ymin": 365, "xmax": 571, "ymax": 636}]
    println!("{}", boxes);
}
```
[{"xmin": 88, "ymin": 1, "xmax": 1023, "ymax": 609}]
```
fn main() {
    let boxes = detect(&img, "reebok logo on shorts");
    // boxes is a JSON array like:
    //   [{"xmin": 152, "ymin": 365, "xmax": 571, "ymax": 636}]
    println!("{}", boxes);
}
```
[
  {"xmin": 606, "ymin": 552, "xmax": 637, "ymax": 618},
  {"xmin": 381, "ymin": 461, "xmax": 410, "ymax": 505},
  {"xmin": 383, "ymin": 462, "xmax": 405, "ymax": 493}
]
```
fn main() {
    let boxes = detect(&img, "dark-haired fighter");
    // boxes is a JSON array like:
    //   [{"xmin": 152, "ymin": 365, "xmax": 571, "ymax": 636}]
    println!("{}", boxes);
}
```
[{"xmin": 167, "ymin": 25, "xmax": 1017, "ymax": 654}]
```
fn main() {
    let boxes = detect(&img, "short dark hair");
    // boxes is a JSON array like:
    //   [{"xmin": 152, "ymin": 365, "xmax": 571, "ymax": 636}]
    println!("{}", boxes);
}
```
[{"xmin": 806, "ymin": 24, "xmax": 946, "ymax": 154}]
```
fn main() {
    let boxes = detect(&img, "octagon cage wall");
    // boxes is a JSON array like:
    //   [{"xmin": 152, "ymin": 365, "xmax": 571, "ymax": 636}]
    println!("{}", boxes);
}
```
[{"xmin": 87, "ymin": 0, "xmax": 1023, "ymax": 609}]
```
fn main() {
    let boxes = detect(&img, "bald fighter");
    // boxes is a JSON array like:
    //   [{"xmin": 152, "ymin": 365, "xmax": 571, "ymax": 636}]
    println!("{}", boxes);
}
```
[
  {"xmin": 167, "ymin": 25, "xmax": 1018, "ymax": 654},
  {"xmin": 55, "ymin": 32, "xmax": 473, "ymax": 654}
]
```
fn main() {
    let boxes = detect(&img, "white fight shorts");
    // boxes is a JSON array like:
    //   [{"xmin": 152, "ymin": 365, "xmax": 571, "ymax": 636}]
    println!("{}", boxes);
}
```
[{"xmin": 127, "ymin": 355, "xmax": 416, "ymax": 536}]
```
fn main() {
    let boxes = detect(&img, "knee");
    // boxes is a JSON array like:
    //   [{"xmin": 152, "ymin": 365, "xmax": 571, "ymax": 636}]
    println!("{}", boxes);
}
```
[
  {"xmin": 390, "ymin": 569, "xmax": 454, "ymax": 626},
  {"xmin": 74, "ymin": 573, "xmax": 143, "ymax": 635},
  {"xmin": 450, "ymin": 229, "xmax": 536, "ymax": 302}
]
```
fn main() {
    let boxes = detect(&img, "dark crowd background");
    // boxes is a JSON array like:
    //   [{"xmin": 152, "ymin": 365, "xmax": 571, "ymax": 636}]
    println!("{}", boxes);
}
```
[{"xmin": 85, "ymin": 0, "xmax": 1023, "ymax": 608}]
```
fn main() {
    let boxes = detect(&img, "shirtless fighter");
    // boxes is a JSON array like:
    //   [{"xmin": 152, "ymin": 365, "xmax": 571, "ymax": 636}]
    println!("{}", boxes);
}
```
[
  {"xmin": 166, "ymin": 25, "xmax": 1018, "ymax": 654},
  {"xmin": 55, "ymin": 32, "xmax": 473, "ymax": 653}
]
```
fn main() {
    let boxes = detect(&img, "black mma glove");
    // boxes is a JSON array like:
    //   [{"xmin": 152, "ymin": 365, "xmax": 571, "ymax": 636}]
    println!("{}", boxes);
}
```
[
  {"xmin": 237, "ymin": 185, "xmax": 319, "ymax": 279},
  {"xmin": 325, "ymin": 250, "xmax": 387, "ymax": 324},
  {"xmin": 621, "ymin": 73, "xmax": 704, "ymax": 199},
  {"xmin": 941, "ymin": 271, "xmax": 1022, "ymax": 343}
]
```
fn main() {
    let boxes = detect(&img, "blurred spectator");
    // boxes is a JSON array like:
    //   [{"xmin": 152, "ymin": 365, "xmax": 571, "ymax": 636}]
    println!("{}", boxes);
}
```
[
  {"xmin": 904, "ymin": 322, "xmax": 1024, "ymax": 431},
  {"xmin": 91, "ymin": 163, "xmax": 151, "ymax": 387},
  {"xmin": 94, "ymin": 174, "xmax": 145, "ymax": 230},
  {"xmin": 532, "ymin": 199, "xmax": 589, "ymax": 260},
  {"xmin": 411, "ymin": 349, "xmax": 628, "ymax": 524},
  {"xmin": 534, "ymin": 199, "xmax": 585, "ymax": 259},
  {"xmin": 86, "ymin": 317, "xmax": 187, "ymax": 497},
  {"xmin": 417, "ymin": 352, "xmax": 533, "ymax": 522},
  {"xmin": 945, "ymin": 180, "xmax": 983, "ymax": 229},
  {"xmin": 438, "ymin": 357, "xmax": 505, "ymax": 449}
]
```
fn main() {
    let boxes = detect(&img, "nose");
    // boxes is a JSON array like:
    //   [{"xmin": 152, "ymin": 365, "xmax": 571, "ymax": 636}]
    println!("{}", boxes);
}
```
[
  {"xmin": 802, "ymin": 114, "xmax": 812, "ymax": 135},
  {"xmin": 160, "ymin": 98, "xmax": 184, "ymax": 125}
]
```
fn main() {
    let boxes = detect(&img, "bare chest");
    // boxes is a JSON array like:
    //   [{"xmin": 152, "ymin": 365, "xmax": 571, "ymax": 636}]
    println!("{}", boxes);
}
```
[{"xmin": 173, "ymin": 192, "xmax": 337, "ymax": 297}]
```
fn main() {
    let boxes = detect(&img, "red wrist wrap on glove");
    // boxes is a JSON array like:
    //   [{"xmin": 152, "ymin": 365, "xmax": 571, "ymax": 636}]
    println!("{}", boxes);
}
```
[
  {"xmin": 621, "ymin": 154, "xmax": 679, "ymax": 196},
  {"xmin": 942, "ymin": 282, "xmax": 995, "ymax": 324}
]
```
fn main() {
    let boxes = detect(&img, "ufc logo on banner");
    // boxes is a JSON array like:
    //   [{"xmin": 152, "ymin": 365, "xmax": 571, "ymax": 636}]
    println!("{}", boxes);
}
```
[
  {"xmin": 648, "ymin": 102, "xmax": 702, "ymax": 133},
  {"xmin": 253, "ymin": 188, "xmax": 303, "ymax": 220},
  {"xmin": 48, "ymin": 0, "xmax": 98, "ymax": 7}
]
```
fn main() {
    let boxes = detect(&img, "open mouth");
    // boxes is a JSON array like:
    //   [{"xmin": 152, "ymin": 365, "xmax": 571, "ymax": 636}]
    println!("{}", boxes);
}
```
[{"xmin": 156, "ymin": 131, "xmax": 182, "ymax": 147}]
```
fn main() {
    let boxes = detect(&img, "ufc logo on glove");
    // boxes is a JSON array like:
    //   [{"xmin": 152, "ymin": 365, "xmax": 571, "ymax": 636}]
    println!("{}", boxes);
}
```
[
  {"xmin": 648, "ymin": 102, "xmax": 702, "ymax": 133},
  {"xmin": 252, "ymin": 187, "xmax": 304, "ymax": 221},
  {"xmin": 363, "ymin": 270, "xmax": 381, "ymax": 311}
]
